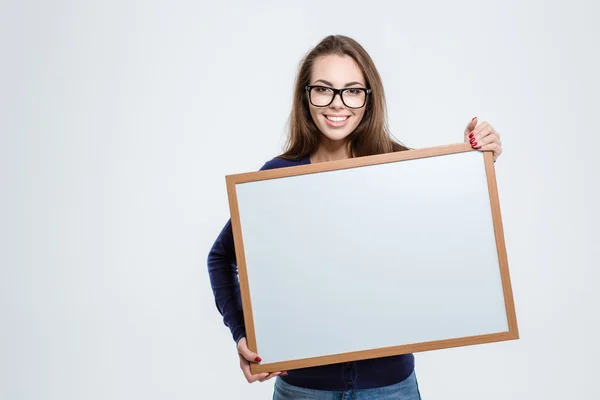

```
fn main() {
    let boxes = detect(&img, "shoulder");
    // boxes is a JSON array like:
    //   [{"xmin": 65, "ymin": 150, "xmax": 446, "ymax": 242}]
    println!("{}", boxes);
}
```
[{"xmin": 259, "ymin": 155, "xmax": 310, "ymax": 171}]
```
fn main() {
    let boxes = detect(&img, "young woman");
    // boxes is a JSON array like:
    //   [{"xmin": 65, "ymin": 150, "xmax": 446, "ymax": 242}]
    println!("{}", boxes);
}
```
[{"xmin": 207, "ymin": 34, "xmax": 503, "ymax": 400}]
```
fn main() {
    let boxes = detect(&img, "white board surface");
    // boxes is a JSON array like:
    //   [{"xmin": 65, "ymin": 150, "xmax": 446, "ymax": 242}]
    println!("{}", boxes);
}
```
[{"xmin": 235, "ymin": 150, "xmax": 508, "ymax": 364}]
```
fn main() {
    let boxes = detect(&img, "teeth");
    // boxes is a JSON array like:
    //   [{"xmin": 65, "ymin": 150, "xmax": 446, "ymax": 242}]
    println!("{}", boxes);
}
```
[{"xmin": 326, "ymin": 116, "xmax": 349, "ymax": 122}]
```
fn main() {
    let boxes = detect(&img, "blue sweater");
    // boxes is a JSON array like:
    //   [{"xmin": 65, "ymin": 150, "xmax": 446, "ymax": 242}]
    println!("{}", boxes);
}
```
[{"xmin": 207, "ymin": 155, "xmax": 415, "ymax": 391}]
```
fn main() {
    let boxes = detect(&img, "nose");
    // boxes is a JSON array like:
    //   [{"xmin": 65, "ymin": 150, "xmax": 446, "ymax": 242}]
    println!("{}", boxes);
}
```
[{"xmin": 329, "ymin": 92, "xmax": 345, "ymax": 109}]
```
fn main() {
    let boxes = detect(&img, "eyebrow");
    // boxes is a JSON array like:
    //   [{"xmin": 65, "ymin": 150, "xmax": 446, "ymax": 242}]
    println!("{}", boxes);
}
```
[{"xmin": 313, "ymin": 79, "xmax": 366, "ymax": 88}]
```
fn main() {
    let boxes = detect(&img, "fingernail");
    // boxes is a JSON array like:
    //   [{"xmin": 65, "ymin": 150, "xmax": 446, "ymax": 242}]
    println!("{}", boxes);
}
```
[
  {"xmin": 469, "ymin": 133, "xmax": 474, "ymax": 139},
  {"xmin": 473, "ymin": 141, "xmax": 478, "ymax": 146},
  {"xmin": 282, "ymin": 372, "xmax": 288, "ymax": 376},
  {"xmin": 472, "ymin": 116, "xmax": 477, "ymax": 121},
  {"xmin": 255, "ymin": 356, "xmax": 262, "ymax": 362}
]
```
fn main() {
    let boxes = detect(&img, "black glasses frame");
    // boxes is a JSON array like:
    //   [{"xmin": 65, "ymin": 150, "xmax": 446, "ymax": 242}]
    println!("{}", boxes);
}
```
[{"xmin": 305, "ymin": 85, "xmax": 372, "ymax": 109}]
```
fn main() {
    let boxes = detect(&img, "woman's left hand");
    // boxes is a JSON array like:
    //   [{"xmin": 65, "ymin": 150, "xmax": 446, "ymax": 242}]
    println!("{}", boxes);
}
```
[{"xmin": 464, "ymin": 117, "xmax": 502, "ymax": 161}]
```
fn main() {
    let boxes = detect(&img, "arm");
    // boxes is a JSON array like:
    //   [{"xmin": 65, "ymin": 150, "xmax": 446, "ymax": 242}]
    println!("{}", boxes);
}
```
[{"xmin": 206, "ymin": 219, "xmax": 246, "ymax": 344}]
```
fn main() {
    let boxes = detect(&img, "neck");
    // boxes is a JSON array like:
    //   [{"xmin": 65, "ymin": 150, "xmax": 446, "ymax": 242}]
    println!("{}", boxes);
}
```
[{"xmin": 310, "ymin": 137, "xmax": 350, "ymax": 163}]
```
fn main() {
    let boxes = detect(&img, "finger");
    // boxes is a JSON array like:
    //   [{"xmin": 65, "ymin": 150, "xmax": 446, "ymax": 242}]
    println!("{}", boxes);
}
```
[
  {"xmin": 259, "ymin": 372, "xmax": 281, "ymax": 382},
  {"xmin": 470, "ymin": 131, "xmax": 496, "ymax": 149},
  {"xmin": 240, "ymin": 359, "xmax": 269, "ymax": 383},
  {"xmin": 474, "ymin": 126, "xmax": 498, "ymax": 144},
  {"xmin": 468, "ymin": 125, "xmax": 490, "ymax": 145},
  {"xmin": 470, "ymin": 126, "xmax": 492, "ymax": 143},
  {"xmin": 469, "ymin": 121, "xmax": 490, "ymax": 138},
  {"xmin": 237, "ymin": 338, "xmax": 262, "ymax": 363},
  {"xmin": 249, "ymin": 372, "xmax": 270, "ymax": 383},
  {"xmin": 469, "ymin": 127, "xmax": 499, "ymax": 148},
  {"xmin": 464, "ymin": 116, "xmax": 478, "ymax": 135},
  {"xmin": 477, "ymin": 142, "xmax": 502, "ymax": 159},
  {"xmin": 259, "ymin": 371, "xmax": 288, "ymax": 382}
]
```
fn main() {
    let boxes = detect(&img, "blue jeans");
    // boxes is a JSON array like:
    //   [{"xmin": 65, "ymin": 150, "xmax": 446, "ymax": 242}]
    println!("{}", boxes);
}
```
[{"xmin": 273, "ymin": 370, "xmax": 422, "ymax": 399}]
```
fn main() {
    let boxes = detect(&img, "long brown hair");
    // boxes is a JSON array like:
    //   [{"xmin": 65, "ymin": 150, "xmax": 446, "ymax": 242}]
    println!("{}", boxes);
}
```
[{"xmin": 280, "ymin": 35, "xmax": 410, "ymax": 160}]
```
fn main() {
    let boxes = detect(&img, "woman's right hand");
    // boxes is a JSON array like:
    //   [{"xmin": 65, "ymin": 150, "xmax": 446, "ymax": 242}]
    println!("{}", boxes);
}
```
[{"xmin": 237, "ymin": 337, "xmax": 287, "ymax": 383}]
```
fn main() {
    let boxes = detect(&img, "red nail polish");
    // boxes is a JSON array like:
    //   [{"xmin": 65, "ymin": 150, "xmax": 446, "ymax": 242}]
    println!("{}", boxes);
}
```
[
  {"xmin": 473, "ymin": 141, "xmax": 478, "ymax": 146},
  {"xmin": 255, "ymin": 356, "xmax": 262, "ymax": 362},
  {"xmin": 469, "ymin": 133, "xmax": 474, "ymax": 139}
]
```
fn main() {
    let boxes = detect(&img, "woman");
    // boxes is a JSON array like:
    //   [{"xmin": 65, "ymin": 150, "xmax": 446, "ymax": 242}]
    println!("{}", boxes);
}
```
[{"xmin": 207, "ymin": 34, "xmax": 502, "ymax": 400}]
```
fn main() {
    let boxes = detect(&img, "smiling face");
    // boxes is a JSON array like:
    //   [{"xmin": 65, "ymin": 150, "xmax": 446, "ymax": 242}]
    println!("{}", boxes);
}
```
[{"xmin": 307, "ymin": 54, "xmax": 368, "ymax": 142}]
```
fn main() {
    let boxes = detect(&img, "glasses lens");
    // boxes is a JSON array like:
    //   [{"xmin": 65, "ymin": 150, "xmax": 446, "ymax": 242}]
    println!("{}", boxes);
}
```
[
  {"xmin": 342, "ymin": 89, "xmax": 366, "ymax": 108},
  {"xmin": 310, "ymin": 87, "xmax": 334, "ymax": 106}
]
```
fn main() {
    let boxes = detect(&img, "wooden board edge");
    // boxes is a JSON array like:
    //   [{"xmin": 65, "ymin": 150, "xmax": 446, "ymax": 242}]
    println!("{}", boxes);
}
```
[
  {"xmin": 236, "ymin": 146, "xmax": 520, "ymax": 373},
  {"xmin": 225, "ymin": 175, "xmax": 258, "ymax": 355},
  {"xmin": 227, "ymin": 142, "xmax": 474, "ymax": 185},
  {"xmin": 483, "ymin": 151, "xmax": 519, "ymax": 338},
  {"xmin": 251, "ymin": 331, "xmax": 518, "ymax": 374}
]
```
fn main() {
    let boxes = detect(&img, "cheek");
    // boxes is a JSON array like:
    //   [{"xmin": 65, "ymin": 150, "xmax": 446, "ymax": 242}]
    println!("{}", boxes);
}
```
[
  {"xmin": 352, "ymin": 110, "xmax": 366, "ymax": 126},
  {"xmin": 308, "ymin": 105, "xmax": 320, "ymax": 123}
]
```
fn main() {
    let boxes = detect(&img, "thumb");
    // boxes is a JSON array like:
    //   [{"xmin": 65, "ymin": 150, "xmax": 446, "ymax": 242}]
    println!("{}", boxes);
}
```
[
  {"xmin": 237, "ymin": 338, "xmax": 262, "ymax": 363},
  {"xmin": 465, "ymin": 116, "xmax": 477, "ymax": 134}
]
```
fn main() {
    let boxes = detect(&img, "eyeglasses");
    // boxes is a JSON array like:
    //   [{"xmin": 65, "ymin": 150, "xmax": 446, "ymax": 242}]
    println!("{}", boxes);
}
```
[{"xmin": 305, "ymin": 85, "xmax": 371, "ymax": 109}]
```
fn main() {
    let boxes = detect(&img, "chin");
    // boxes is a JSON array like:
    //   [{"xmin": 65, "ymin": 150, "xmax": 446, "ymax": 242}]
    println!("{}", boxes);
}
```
[
  {"xmin": 317, "ymin": 120, "xmax": 359, "ymax": 142},
  {"xmin": 320, "ymin": 129, "xmax": 353, "ymax": 142}
]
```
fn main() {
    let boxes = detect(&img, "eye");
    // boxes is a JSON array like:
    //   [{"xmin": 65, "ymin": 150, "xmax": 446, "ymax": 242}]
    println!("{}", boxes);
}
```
[
  {"xmin": 346, "ymin": 89, "xmax": 362, "ymax": 96},
  {"xmin": 314, "ymin": 87, "xmax": 332, "ymax": 93}
]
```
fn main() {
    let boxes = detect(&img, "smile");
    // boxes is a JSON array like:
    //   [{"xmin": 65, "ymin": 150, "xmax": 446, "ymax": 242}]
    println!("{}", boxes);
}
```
[{"xmin": 324, "ymin": 115, "xmax": 350, "ymax": 127}]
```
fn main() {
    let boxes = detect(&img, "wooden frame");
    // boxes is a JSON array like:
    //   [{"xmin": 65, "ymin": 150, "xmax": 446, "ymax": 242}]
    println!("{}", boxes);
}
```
[{"xmin": 225, "ymin": 142, "xmax": 519, "ymax": 374}]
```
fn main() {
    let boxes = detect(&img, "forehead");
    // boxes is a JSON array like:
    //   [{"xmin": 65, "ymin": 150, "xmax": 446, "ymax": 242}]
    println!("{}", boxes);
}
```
[{"xmin": 310, "ymin": 54, "xmax": 365, "ymax": 86}]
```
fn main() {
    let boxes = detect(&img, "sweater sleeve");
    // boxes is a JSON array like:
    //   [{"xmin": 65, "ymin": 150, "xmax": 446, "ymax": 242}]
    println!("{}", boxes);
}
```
[{"xmin": 207, "ymin": 218, "xmax": 247, "ymax": 344}]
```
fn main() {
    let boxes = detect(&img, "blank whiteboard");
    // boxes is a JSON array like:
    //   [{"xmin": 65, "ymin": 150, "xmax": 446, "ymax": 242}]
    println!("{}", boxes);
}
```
[{"xmin": 225, "ymin": 143, "xmax": 518, "ymax": 374}]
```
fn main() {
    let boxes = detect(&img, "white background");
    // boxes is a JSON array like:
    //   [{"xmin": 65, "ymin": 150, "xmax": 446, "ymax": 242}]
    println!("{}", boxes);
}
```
[{"xmin": 1, "ymin": 0, "xmax": 599, "ymax": 399}]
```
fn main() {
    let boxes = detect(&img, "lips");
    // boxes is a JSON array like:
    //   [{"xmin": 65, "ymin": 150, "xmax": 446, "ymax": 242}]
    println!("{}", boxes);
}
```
[{"xmin": 323, "ymin": 114, "xmax": 350, "ymax": 127}]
